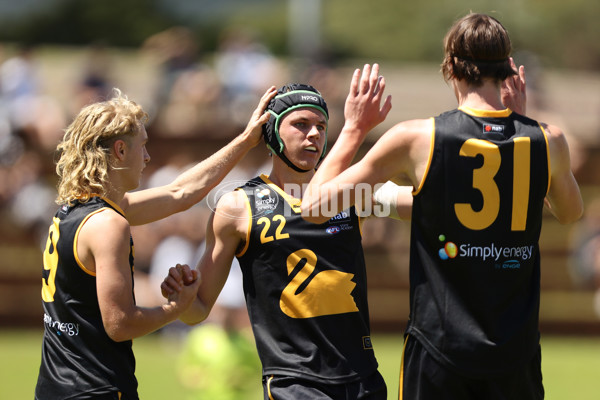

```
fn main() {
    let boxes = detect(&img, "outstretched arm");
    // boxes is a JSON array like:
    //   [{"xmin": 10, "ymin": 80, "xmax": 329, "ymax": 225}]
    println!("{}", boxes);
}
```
[
  {"xmin": 373, "ymin": 181, "xmax": 413, "ymax": 220},
  {"xmin": 122, "ymin": 87, "xmax": 277, "ymax": 226},
  {"xmin": 311, "ymin": 63, "xmax": 392, "ymax": 185},
  {"xmin": 301, "ymin": 64, "xmax": 391, "ymax": 222},
  {"xmin": 302, "ymin": 119, "xmax": 430, "ymax": 223}
]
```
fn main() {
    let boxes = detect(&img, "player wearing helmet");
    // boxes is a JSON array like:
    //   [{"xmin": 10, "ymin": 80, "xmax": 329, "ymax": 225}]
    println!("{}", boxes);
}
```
[{"xmin": 162, "ymin": 65, "xmax": 392, "ymax": 399}]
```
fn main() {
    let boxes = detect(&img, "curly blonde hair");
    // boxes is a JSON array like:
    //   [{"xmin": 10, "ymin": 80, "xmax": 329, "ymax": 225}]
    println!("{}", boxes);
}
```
[{"xmin": 55, "ymin": 89, "xmax": 148, "ymax": 205}]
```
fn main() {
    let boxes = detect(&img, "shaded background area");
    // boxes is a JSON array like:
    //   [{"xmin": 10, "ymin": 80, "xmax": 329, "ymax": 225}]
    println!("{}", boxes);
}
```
[{"xmin": 0, "ymin": 0, "xmax": 599, "ymax": 343}]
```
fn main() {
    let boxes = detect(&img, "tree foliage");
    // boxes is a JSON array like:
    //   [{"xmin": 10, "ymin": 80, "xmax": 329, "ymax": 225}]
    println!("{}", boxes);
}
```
[
  {"xmin": 0, "ymin": 0, "xmax": 597, "ymax": 70},
  {"xmin": 0, "ymin": 0, "xmax": 176, "ymax": 47}
]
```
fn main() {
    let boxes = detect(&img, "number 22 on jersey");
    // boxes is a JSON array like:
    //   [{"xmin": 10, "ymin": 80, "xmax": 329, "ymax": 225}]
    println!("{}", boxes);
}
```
[{"xmin": 257, "ymin": 215, "xmax": 290, "ymax": 243}]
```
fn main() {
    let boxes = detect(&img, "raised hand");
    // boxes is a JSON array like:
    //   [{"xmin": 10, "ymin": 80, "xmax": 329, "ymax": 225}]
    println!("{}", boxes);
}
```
[
  {"xmin": 243, "ymin": 86, "xmax": 278, "ymax": 146},
  {"xmin": 501, "ymin": 57, "xmax": 527, "ymax": 115},
  {"xmin": 344, "ymin": 63, "xmax": 393, "ymax": 136}
]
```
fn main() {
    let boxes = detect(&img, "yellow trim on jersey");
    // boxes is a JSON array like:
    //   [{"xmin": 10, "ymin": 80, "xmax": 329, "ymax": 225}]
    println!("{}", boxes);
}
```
[
  {"xmin": 358, "ymin": 215, "xmax": 364, "ymax": 236},
  {"xmin": 399, "ymin": 334, "xmax": 410, "ymax": 400},
  {"xmin": 413, "ymin": 117, "xmax": 435, "ymax": 196},
  {"xmin": 267, "ymin": 375, "xmax": 275, "ymax": 400},
  {"xmin": 69, "ymin": 195, "xmax": 127, "ymax": 217},
  {"xmin": 260, "ymin": 174, "xmax": 302, "ymax": 213},
  {"xmin": 100, "ymin": 196, "xmax": 127, "ymax": 217},
  {"xmin": 538, "ymin": 124, "xmax": 552, "ymax": 196},
  {"xmin": 73, "ymin": 208, "xmax": 113, "ymax": 277},
  {"xmin": 458, "ymin": 105, "xmax": 512, "ymax": 118},
  {"xmin": 235, "ymin": 187, "xmax": 253, "ymax": 258}
]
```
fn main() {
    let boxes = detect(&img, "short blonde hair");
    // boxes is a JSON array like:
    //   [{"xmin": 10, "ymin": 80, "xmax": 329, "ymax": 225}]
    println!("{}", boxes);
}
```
[{"xmin": 55, "ymin": 89, "xmax": 148, "ymax": 205}]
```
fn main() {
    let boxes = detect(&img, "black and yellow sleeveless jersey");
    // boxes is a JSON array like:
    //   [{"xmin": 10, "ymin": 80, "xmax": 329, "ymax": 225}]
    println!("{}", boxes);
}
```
[
  {"xmin": 236, "ymin": 175, "xmax": 378, "ymax": 384},
  {"xmin": 35, "ymin": 196, "xmax": 138, "ymax": 399},
  {"xmin": 407, "ymin": 107, "xmax": 550, "ymax": 377}
]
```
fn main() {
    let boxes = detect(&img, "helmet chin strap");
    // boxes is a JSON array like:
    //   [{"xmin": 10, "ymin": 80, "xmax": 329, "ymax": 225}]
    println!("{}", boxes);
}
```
[{"xmin": 274, "ymin": 150, "xmax": 312, "ymax": 173}]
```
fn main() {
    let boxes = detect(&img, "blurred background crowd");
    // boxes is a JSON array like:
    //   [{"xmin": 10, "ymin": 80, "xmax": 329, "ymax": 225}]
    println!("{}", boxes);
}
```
[{"xmin": 0, "ymin": 0, "xmax": 599, "ymax": 396}]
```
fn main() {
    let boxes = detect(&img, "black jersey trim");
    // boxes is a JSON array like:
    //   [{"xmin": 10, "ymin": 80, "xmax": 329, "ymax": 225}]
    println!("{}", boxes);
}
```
[{"xmin": 413, "ymin": 117, "xmax": 436, "ymax": 196}]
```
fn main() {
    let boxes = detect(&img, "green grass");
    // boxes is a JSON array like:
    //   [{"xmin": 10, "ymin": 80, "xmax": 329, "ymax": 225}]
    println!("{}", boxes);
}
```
[{"xmin": 2, "ymin": 329, "xmax": 599, "ymax": 399}]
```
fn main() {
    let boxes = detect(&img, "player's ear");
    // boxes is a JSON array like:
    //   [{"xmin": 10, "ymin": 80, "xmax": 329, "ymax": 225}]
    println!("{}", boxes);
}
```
[{"xmin": 113, "ymin": 139, "xmax": 127, "ymax": 160}]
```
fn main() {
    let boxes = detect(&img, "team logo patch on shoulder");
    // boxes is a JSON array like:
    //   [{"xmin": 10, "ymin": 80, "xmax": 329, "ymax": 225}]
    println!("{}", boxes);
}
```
[{"xmin": 483, "ymin": 123, "xmax": 505, "ymax": 134}]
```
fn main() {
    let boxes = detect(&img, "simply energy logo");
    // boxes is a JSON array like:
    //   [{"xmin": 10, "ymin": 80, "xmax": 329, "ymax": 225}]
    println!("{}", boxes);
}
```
[
  {"xmin": 206, "ymin": 180, "xmax": 279, "ymax": 220},
  {"xmin": 44, "ymin": 313, "xmax": 80, "ymax": 336},
  {"xmin": 254, "ymin": 187, "xmax": 277, "ymax": 214},
  {"xmin": 437, "ymin": 234, "xmax": 458, "ymax": 260},
  {"xmin": 437, "ymin": 234, "xmax": 534, "ymax": 268}
]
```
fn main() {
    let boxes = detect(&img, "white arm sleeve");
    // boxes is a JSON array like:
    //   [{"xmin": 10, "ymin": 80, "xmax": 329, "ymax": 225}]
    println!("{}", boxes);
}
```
[{"xmin": 373, "ymin": 181, "xmax": 405, "ymax": 220}]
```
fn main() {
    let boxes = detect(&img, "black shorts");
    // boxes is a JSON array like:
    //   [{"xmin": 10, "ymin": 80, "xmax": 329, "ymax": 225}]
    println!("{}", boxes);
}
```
[
  {"xmin": 264, "ymin": 371, "xmax": 387, "ymax": 400},
  {"xmin": 400, "ymin": 335, "xmax": 544, "ymax": 400}
]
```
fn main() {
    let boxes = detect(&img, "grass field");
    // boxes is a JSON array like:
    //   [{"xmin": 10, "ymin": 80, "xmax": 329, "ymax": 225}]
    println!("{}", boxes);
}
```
[{"xmin": 1, "ymin": 329, "xmax": 599, "ymax": 399}]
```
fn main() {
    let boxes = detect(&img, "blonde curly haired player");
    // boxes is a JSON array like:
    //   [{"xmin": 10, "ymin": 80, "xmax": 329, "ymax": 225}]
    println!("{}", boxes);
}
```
[
  {"xmin": 35, "ymin": 86, "xmax": 277, "ymax": 399},
  {"xmin": 55, "ymin": 89, "xmax": 148, "ymax": 204}
]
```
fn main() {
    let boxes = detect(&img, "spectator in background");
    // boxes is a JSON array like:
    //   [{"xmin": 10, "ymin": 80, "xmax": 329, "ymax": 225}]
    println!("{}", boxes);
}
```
[
  {"xmin": 0, "ymin": 46, "xmax": 64, "ymax": 242},
  {"xmin": 0, "ymin": 44, "xmax": 39, "ymax": 108},
  {"xmin": 143, "ymin": 27, "xmax": 222, "ymax": 136},
  {"xmin": 72, "ymin": 42, "xmax": 115, "ymax": 112},
  {"xmin": 7, "ymin": 149, "xmax": 56, "ymax": 244},
  {"xmin": 570, "ymin": 197, "xmax": 600, "ymax": 318},
  {"xmin": 0, "ymin": 44, "xmax": 66, "ymax": 151},
  {"xmin": 513, "ymin": 50, "xmax": 587, "ymax": 175},
  {"xmin": 214, "ymin": 28, "xmax": 284, "ymax": 126},
  {"xmin": 143, "ymin": 26, "xmax": 204, "ymax": 108}
]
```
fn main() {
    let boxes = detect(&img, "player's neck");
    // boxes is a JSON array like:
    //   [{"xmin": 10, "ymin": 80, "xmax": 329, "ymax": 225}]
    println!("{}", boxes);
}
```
[
  {"xmin": 104, "ymin": 170, "xmax": 127, "ymax": 206},
  {"xmin": 268, "ymin": 163, "xmax": 315, "ymax": 196},
  {"xmin": 455, "ymin": 79, "xmax": 505, "ymax": 111}
]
